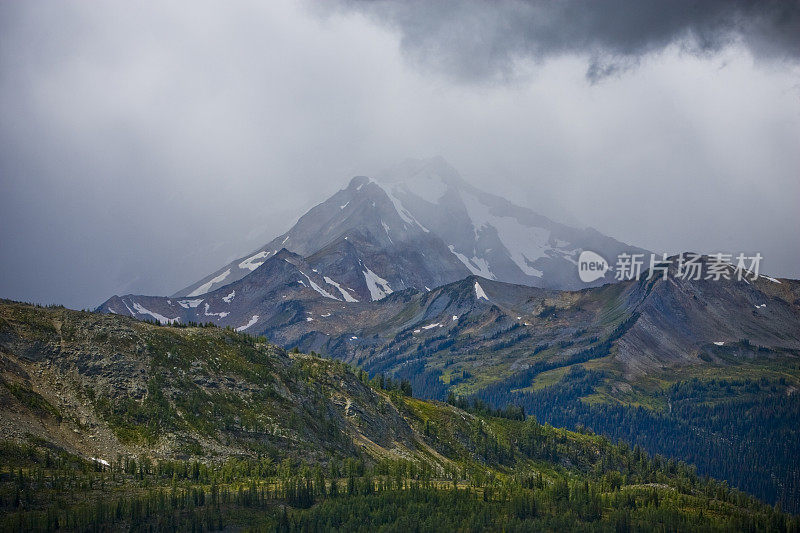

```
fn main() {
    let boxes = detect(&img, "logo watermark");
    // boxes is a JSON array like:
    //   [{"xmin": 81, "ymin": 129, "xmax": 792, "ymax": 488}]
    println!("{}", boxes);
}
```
[
  {"xmin": 578, "ymin": 250, "xmax": 610, "ymax": 283},
  {"xmin": 578, "ymin": 251, "xmax": 765, "ymax": 283}
]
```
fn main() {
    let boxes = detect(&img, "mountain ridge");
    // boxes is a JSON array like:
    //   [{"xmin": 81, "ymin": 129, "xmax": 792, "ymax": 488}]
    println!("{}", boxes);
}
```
[{"xmin": 100, "ymin": 253, "xmax": 800, "ymax": 385}]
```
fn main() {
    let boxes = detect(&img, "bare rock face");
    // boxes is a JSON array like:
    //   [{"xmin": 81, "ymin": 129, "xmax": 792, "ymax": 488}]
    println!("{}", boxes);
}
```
[{"xmin": 615, "ymin": 258, "xmax": 800, "ymax": 377}]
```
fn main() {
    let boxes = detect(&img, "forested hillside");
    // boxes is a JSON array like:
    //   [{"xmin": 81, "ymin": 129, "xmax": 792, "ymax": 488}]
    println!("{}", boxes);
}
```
[{"xmin": 1, "ymin": 300, "xmax": 797, "ymax": 531}]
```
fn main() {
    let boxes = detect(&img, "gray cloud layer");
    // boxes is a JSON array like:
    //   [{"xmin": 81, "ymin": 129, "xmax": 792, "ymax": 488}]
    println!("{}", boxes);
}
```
[
  {"xmin": 0, "ymin": 1, "xmax": 798, "ymax": 309},
  {"xmin": 338, "ymin": 0, "xmax": 800, "ymax": 81}
]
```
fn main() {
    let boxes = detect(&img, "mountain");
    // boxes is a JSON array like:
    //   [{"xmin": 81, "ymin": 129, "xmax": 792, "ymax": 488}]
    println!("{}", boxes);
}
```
[
  {"xmin": 101, "ymin": 254, "xmax": 800, "ymax": 388},
  {"xmin": 98, "ymin": 255, "xmax": 800, "ymax": 511},
  {"xmin": 173, "ymin": 157, "xmax": 648, "ymax": 299},
  {"xmin": 93, "ymin": 157, "xmax": 800, "ymax": 511},
  {"xmin": 1, "ymin": 300, "xmax": 795, "ymax": 531},
  {"xmin": 98, "ymin": 249, "xmax": 430, "ymax": 348}
]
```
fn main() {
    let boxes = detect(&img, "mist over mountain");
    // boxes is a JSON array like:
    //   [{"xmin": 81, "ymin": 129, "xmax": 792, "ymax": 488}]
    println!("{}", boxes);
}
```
[{"xmin": 171, "ymin": 158, "xmax": 648, "ymax": 301}]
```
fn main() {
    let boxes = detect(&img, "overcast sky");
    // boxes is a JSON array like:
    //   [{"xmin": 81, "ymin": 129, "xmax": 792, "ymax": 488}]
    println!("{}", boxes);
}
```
[{"xmin": 1, "ymin": 1, "xmax": 798, "ymax": 309}]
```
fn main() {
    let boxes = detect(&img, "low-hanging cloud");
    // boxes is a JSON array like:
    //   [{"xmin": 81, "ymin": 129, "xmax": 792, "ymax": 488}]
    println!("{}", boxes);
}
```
[
  {"xmin": 336, "ymin": 0, "xmax": 800, "ymax": 82},
  {"xmin": 0, "ymin": 1, "xmax": 798, "ymax": 310}
]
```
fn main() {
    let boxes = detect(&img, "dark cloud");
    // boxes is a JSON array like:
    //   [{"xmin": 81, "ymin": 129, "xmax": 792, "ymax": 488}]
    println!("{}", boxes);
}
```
[
  {"xmin": 337, "ymin": 0, "xmax": 800, "ymax": 81},
  {"xmin": 0, "ymin": 1, "xmax": 797, "ymax": 309}
]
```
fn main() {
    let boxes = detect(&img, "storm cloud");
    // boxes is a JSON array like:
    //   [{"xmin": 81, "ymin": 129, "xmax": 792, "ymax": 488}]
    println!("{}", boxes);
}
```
[
  {"xmin": 0, "ymin": 1, "xmax": 798, "ymax": 309},
  {"xmin": 335, "ymin": 0, "xmax": 800, "ymax": 82}
]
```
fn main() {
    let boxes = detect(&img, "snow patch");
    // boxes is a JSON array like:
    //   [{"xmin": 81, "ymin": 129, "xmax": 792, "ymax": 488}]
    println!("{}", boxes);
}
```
[
  {"xmin": 236, "ymin": 315, "xmax": 259, "ymax": 332},
  {"xmin": 381, "ymin": 220, "xmax": 393, "ymax": 243},
  {"xmin": 324, "ymin": 276, "xmax": 358, "ymax": 302},
  {"xmin": 203, "ymin": 303, "xmax": 229, "ymax": 318},
  {"xmin": 132, "ymin": 302, "xmax": 180, "ymax": 324},
  {"xmin": 188, "ymin": 269, "xmax": 231, "ymax": 297},
  {"xmin": 452, "ymin": 315, "xmax": 458, "ymax": 321},
  {"xmin": 121, "ymin": 300, "xmax": 137, "ymax": 317},
  {"xmin": 474, "ymin": 281, "xmax": 489, "ymax": 301},
  {"xmin": 461, "ymin": 191, "xmax": 548, "ymax": 277},
  {"xmin": 713, "ymin": 341, "xmax": 725, "ymax": 346},
  {"xmin": 422, "ymin": 323, "xmax": 440, "ymax": 330},
  {"xmin": 239, "ymin": 251, "xmax": 271, "ymax": 271},
  {"xmin": 375, "ymin": 182, "xmax": 430, "ymax": 233},
  {"xmin": 178, "ymin": 298, "xmax": 204, "ymax": 309},
  {"xmin": 299, "ymin": 272, "xmax": 340, "ymax": 300},
  {"xmin": 449, "ymin": 245, "xmax": 496, "ymax": 279},
  {"xmin": 363, "ymin": 265, "xmax": 393, "ymax": 301},
  {"xmin": 340, "ymin": 201, "xmax": 349, "ymax": 209},
  {"xmin": 222, "ymin": 290, "xmax": 235, "ymax": 303},
  {"xmin": 761, "ymin": 275, "xmax": 781, "ymax": 284}
]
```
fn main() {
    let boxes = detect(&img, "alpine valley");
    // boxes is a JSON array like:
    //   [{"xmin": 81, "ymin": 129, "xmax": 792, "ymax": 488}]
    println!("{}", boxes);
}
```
[{"xmin": 3, "ymin": 159, "xmax": 799, "ymax": 530}]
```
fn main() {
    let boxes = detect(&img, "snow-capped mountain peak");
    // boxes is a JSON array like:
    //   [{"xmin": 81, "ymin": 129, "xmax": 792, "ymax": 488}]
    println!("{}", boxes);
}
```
[{"xmin": 172, "ymin": 158, "xmax": 647, "ymax": 299}]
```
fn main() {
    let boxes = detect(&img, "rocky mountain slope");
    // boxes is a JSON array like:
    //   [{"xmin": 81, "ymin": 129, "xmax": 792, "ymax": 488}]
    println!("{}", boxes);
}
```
[
  {"xmin": 99, "ymin": 254, "xmax": 800, "ymax": 394},
  {"xmin": 173, "ymin": 157, "xmax": 648, "ymax": 299}
]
